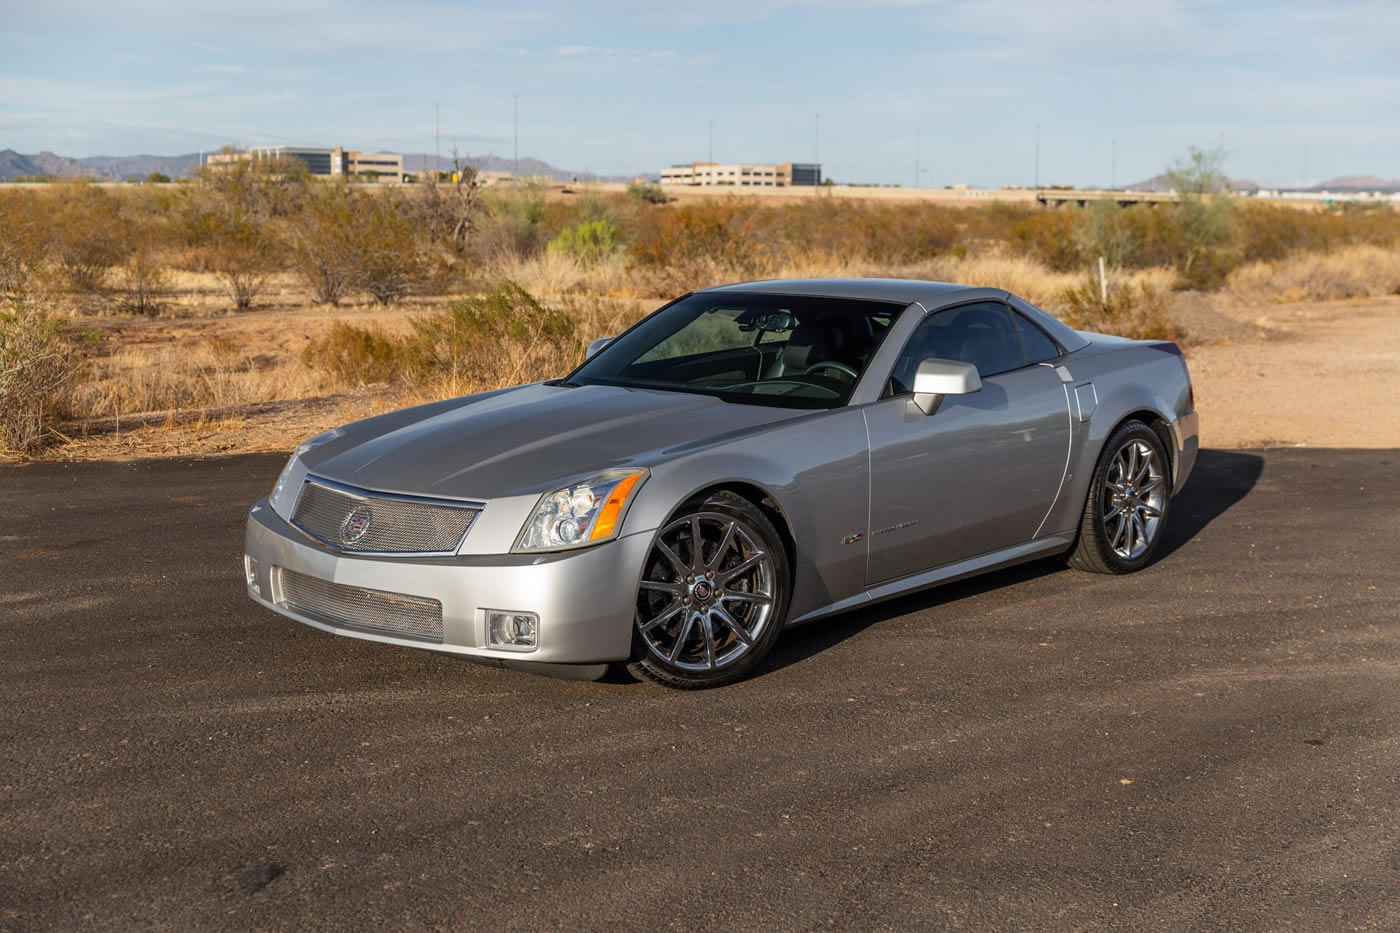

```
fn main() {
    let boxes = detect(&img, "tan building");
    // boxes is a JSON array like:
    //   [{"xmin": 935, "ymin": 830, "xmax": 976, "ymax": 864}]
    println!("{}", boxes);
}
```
[
  {"xmin": 660, "ymin": 161, "xmax": 822, "ymax": 187},
  {"xmin": 206, "ymin": 146, "xmax": 403, "ymax": 182}
]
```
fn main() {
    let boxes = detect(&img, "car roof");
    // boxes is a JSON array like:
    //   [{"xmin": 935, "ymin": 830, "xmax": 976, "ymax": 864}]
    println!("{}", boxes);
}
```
[{"xmin": 698, "ymin": 277, "xmax": 977, "ymax": 305}]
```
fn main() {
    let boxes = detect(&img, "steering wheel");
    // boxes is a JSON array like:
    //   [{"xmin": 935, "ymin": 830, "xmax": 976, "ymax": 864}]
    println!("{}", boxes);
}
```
[{"xmin": 802, "ymin": 361, "xmax": 859, "ymax": 381}]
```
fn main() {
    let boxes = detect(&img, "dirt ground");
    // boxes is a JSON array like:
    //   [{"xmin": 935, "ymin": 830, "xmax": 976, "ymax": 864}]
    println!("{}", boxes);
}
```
[
  {"xmin": 29, "ymin": 291, "xmax": 1400, "ymax": 461},
  {"xmin": 1183, "ymin": 294, "xmax": 1400, "ymax": 448}
]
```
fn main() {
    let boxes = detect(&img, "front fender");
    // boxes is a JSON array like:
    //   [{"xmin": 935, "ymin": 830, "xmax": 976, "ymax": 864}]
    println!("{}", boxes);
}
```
[{"xmin": 622, "ymin": 407, "xmax": 871, "ymax": 621}]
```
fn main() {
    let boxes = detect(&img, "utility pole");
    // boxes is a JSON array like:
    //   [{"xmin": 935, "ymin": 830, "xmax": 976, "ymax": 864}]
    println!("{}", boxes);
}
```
[
  {"xmin": 1302, "ymin": 145, "xmax": 1308, "ymax": 186},
  {"xmin": 1034, "ymin": 123, "xmax": 1040, "ymax": 189},
  {"xmin": 513, "ymin": 93, "xmax": 519, "ymax": 183},
  {"xmin": 435, "ymin": 102, "xmax": 440, "ymax": 176},
  {"xmin": 1111, "ymin": 137, "xmax": 1116, "ymax": 189},
  {"xmin": 708, "ymin": 120, "xmax": 713, "ymax": 163},
  {"xmin": 915, "ymin": 128, "xmax": 920, "ymax": 189},
  {"xmin": 814, "ymin": 113, "xmax": 820, "ymax": 194}
]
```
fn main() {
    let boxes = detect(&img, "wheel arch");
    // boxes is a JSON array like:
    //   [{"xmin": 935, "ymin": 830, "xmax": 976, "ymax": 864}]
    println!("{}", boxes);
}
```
[
  {"xmin": 666, "ymin": 480, "xmax": 798, "ymax": 583},
  {"xmin": 1102, "ymin": 408, "xmax": 1176, "ymax": 484}
]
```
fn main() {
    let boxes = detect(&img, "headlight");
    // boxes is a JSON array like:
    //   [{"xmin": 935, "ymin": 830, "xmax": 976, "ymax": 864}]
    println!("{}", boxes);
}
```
[
  {"xmin": 270, "ymin": 427, "xmax": 345, "ymax": 518},
  {"xmin": 515, "ymin": 469, "xmax": 647, "ymax": 551}
]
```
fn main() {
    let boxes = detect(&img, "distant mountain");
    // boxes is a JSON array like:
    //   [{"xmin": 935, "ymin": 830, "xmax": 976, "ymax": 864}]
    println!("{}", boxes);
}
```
[
  {"xmin": 0, "ymin": 150, "xmax": 44, "ymax": 179},
  {"xmin": 77, "ymin": 153, "xmax": 203, "ymax": 180},
  {"xmin": 1123, "ymin": 173, "xmax": 1258, "ymax": 193},
  {"xmin": 0, "ymin": 149, "xmax": 202, "ymax": 181},
  {"xmin": 402, "ymin": 152, "xmax": 644, "ymax": 183},
  {"xmin": 1309, "ymin": 175, "xmax": 1400, "ymax": 193}
]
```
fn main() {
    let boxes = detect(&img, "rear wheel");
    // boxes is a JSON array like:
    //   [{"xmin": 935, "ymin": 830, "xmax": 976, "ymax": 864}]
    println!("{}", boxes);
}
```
[
  {"xmin": 628, "ymin": 491, "xmax": 789, "ymax": 689},
  {"xmin": 1068, "ymin": 421, "xmax": 1171, "ymax": 574}
]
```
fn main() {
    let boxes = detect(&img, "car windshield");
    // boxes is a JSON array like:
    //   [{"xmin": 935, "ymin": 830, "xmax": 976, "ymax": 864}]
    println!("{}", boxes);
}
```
[{"xmin": 565, "ymin": 292, "xmax": 903, "ymax": 409}]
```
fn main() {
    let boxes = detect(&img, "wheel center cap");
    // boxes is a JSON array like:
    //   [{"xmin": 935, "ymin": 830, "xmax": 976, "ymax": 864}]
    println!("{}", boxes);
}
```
[{"xmin": 692, "ymin": 580, "xmax": 713, "ymax": 603}]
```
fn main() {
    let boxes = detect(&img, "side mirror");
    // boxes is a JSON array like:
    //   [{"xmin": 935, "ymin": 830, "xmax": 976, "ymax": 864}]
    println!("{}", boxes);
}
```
[
  {"xmin": 911, "ymin": 357, "xmax": 981, "ymax": 415},
  {"xmin": 585, "ymin": 336, "xmax": 614, "ymax": 360}
]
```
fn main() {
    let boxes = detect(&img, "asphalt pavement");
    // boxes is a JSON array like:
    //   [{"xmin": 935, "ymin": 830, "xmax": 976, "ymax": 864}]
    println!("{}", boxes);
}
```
[{"xmin": 2, "ymin": 449, "xmax": 1398, "ymax": 930}]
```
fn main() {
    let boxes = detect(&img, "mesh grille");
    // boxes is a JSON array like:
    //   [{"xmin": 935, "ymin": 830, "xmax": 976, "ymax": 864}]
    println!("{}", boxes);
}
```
[
  {"xmin": 290, "ymin": 478, "xmax": 480, "ymax": 554},
  {"xmin": 278, "ymin": 568, "xmax": 443, "ymax": 641}
]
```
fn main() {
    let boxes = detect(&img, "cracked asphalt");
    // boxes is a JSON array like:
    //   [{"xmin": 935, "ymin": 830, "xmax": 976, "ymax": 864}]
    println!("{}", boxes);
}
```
[{"xmin": 2, "ymin": 448, "xmax": 1398, "ymax": 930}]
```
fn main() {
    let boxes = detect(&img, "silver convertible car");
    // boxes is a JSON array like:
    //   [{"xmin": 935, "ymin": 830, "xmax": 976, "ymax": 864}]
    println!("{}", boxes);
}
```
[{"xmin": 244, "ymin": 279, "xmax": 1198, "ymax": 688}]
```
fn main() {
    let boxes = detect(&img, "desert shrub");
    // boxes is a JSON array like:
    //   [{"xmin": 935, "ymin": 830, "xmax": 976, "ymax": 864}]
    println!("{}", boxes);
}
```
[
  {"xmin": 1227, "ymin": 244, "xmax": 1400, "ymax": 303},
  {"xmin": 548, "ymin": 219, "xmax": 619, "ymax": 265},
  {"xmin": 49, "ymin": 182, "xmax": 132, "ymax": 294},
  {"xmin": 290, "ymin": 184, "xmax": 359, "ymax": 304},
  {"xmin": 411, "ymin": 160, "xmax": 484, "ymax": 254},
  {"xmin": 300, "ymin": 322, "xmax": 412, "ymax": 387},
  {"xmin": 301, "ymin": 281, "xmax": 582, "ymax": 393},
  {"xmin": 1164, "ymin": 146, "xmax": 1237, "ymax": 288},
  {"xmin": 0, "ymin": 191, "xmax": 47, "ymax": 295},
  {"xmin": 119, "ymin": 239, "xmax": 171, "ymax": 315},
  {"xmin": 410, "ymin": 280, "xmax": 581, "ymax": 387},
  {"xmin": 628, "ymin": 183, "xmax": 668, "ymax": 204},
  {"xmin": 1010, "ymin": 210, "xmax": 1084, "ymax": 271},
  {"xmin": 1057, "ymin": 278, "xmax": 1175, "ymax": 340},
  {"xmin": 0, "ymin": 296, "xmax": 82, "ymax": 453},
  {"xmin": 194, "ymin": 151, "xmax": 311, "ymax": 220},
  {"xmin": 202, "ymin": 214, "xmax": 281, "ymax": 309},
  {"xmin": 353, "ymin": 192, "xmax": 425, "ymax": 304}
]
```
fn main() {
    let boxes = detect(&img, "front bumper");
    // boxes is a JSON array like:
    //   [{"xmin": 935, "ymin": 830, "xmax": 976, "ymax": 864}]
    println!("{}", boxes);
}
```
[
  {"xmin": 243, "ymin": 498, "xmax": 649, "ymax": 665},
  {"xmin": 1169, "ymin": 410, "xmax": 1200, "ymax": 495}
]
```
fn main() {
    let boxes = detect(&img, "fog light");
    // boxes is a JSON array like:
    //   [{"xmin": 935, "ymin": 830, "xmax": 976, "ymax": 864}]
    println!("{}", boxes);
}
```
[
  {"xmin": 244, "ymin": 554, "xmax": 261, "ymax": 596},
  {"xmin": 487, "ymin": 610, "xmax": 539, "ymax": 650}
]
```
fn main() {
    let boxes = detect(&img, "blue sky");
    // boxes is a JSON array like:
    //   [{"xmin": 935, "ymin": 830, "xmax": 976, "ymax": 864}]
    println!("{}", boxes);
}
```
[{"xmin": 2, "ymin": 0, "xmax": 1396, "ymax": 187}]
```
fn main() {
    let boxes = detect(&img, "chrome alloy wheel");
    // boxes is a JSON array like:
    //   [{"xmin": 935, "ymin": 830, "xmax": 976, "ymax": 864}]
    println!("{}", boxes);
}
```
[
  {"xmin": 1102, "ymin": 438, "xmax": 1166, "ymax": 560},
  {"xmin": 635, "ymin": 512, "xmax": 776, "ymax": 672}
]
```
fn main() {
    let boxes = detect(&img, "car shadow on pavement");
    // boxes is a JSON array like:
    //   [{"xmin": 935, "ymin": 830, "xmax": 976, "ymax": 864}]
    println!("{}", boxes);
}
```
[{"xmin": 757, "ymin": 448, "xmax": 1264, "ymax": 678}]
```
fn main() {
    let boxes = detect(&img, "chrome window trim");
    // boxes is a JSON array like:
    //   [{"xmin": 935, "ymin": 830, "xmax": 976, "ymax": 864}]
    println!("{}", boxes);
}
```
[{"xmin": 288, "ymin": 474, "xmax": 486, "ymax": 558}]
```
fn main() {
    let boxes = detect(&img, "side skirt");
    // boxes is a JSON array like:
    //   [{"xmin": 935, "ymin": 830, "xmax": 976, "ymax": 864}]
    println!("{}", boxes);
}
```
[{"xmin": 786, "ymin": 532, "xmax": 1076, "ymax": 628}]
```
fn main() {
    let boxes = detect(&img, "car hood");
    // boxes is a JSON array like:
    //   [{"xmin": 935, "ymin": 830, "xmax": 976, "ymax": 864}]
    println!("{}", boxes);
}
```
[{"xmin": 301, "ymin": 382, "xmax": 812, "ymax": 500}]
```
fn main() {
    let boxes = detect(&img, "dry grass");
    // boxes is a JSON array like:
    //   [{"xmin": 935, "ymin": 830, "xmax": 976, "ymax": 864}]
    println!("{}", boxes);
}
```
[
  {"xmin": 1227, "ymin": 244, "xmax": 1400, "ymax": 303},
  {"xmin": 68, "ymin": 338, "xmax": 333, "ymax": 420}
]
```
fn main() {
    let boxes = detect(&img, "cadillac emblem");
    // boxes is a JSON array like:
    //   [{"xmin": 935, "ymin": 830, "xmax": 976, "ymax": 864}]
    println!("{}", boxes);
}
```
[{"xmin": 340, "ymin": 505, "xmax": 373, "ymax": 545}]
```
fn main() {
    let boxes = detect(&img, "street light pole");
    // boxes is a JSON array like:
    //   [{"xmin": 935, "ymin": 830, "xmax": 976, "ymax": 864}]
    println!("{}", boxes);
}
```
[{"xmin": 1034, "ymin": 123, "xmax": 1040, "ymax": 189}]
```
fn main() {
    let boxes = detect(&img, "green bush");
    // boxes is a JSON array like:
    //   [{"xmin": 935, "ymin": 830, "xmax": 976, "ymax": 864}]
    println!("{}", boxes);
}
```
[
  {"xmin": 547, "ymin": 219, "xmax": 619, "ymax": 264},
  {"xmin": 628, "ymin": 183, "xmax": 668, "ymax": 204}
]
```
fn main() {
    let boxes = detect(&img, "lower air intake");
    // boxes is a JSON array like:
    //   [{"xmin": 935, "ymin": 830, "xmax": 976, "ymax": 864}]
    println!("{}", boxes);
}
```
[{"xmin": 278, "ymin": 568, "xmax": 444, "ymax": 641}]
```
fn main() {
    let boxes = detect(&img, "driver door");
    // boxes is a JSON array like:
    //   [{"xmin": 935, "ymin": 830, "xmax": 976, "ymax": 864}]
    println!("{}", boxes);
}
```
[{"xmin": 864, "ymin": 301, "xmax": 1071, "ymax": 586}]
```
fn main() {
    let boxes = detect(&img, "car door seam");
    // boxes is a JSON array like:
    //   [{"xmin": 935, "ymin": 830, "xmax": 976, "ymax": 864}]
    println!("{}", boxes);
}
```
[
  {"xmin": 861, "ymin": 406, "xmax": 873, "ymax": 586},
  {"xmin": 1031, "ymin": 379, "xmax": 1075, "ymax": 540}
]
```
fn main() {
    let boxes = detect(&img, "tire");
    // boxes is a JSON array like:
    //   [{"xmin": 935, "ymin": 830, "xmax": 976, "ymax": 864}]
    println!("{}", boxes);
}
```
[
  {"xmin": 627, "ymin": 491, "xmax": 790, "ymax": 689},
  {"xmin": 1067, "ymin": 421, "xmax": 1172, "ymax": 574}
]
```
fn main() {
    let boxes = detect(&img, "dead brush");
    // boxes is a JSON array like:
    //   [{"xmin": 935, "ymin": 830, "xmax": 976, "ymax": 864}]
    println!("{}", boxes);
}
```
[
  {"xmin": 0, "ymin": 294, "xmax": 84, "ymax": 454},
  {"xmin": 1056, "ymin": 278, "xmax": 1177, "ymax": 341},
  {"xmin": 1226, "ymin": 244, "xmax": 1400, "ymax": 303}
]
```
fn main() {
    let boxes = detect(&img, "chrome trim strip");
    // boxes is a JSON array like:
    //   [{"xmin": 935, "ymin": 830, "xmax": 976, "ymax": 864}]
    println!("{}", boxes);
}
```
[{"xmin": 304, "ymin": 473, "xmax": 486, "ymax": 510}]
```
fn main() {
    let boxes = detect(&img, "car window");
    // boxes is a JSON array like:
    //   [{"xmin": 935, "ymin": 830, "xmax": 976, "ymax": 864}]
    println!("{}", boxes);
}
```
[
  {"xmin": 1013, "ymin": 312, "xmax": 1061, "ymax": 364},
  {"xmin": 569, "ymin": 293, "xmax": 901, "ymax": 409},
  {"xmin": 888, "ymin": 301, "xmax": 1026, "ymax": 394}
]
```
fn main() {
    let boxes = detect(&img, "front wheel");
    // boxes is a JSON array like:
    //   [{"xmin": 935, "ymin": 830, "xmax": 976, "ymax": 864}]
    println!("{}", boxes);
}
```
[
  {"xmin": 627, "ymin": 491, "xmax": 790, "ymax": 689},
  {"xmin": 1068, "ymin": 421, "xmax": 1171, "ymax": 574}
]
